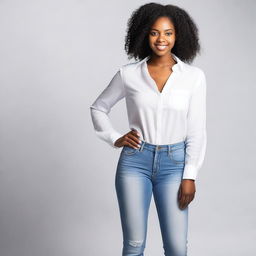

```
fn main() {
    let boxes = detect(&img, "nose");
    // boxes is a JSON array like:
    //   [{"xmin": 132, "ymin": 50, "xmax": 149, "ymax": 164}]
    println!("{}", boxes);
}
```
[{"xmin": 156, "ymin": 34, "xmax": 165, "ymax": 42}]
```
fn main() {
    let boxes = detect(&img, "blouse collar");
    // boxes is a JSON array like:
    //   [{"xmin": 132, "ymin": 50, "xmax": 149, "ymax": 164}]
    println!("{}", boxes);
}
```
[{"xmin": 141, "ymin": 53, "xmax": 184, "ymax": 73}]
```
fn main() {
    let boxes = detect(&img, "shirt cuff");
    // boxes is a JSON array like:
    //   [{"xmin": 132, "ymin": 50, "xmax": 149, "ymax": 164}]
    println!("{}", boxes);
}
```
[
  {"xmin": 109, "ymin": 131, "xmax": 123, "ymax": 149},
  {"xmin": 182, "ymin": 164, "xmax": 198, "ymax": 180}
]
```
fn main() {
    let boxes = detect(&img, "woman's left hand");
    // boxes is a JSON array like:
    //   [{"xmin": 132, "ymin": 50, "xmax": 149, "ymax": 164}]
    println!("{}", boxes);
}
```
[{"xmin": 178, "ymin": 179, "xmax": 196, "ymax": 210}]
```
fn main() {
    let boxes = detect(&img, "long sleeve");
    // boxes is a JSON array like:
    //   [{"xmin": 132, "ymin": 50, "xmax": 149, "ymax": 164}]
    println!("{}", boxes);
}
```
[
  {"xmin": 89, "ymin": 69, "xmax": 126, "ymax": 149},
  {"xmin": 182, "ymin": 70, "xmax": 207, "ymax": 180}
]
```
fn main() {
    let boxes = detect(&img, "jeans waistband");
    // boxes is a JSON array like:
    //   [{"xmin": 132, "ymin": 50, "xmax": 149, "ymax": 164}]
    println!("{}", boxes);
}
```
[{"xmin": 138, "ymin": 139, "xmax": 186, "ymax": 152}]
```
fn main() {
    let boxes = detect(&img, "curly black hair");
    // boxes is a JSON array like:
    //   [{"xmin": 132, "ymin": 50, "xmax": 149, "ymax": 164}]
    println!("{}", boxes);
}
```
[{"xmin": 124, "ymin": 2, "xmax": 201, "ymax": 64}]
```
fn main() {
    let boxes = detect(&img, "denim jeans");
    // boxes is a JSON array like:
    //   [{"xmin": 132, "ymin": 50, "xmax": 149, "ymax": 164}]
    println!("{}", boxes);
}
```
[{"xmin": 115, "ymin": 140, "xmax": 188, "ymax": 256}]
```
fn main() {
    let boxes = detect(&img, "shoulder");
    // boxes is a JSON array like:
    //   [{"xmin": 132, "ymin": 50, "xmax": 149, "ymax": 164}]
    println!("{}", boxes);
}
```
[
  {"xmin": 182, "ymin": 62, "xmax": 206, "ymax": 78},
  {"xmin": 182, "ymin": 62, "xmax": 207, "ymax": 90},
  {"xmin": 119, "ymin": 59, "xmax": 144, "ymax": 74},
  {"xmin": 117, "ymin": 59, "xmax": 143, "ymax": 84},
  {"xmin": 181, "ymin": 62, "xmax": 207, "ymax": 93}
]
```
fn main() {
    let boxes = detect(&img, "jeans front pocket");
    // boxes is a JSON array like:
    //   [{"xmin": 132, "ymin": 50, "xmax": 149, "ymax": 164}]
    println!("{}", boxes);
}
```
[
  {"xmin": 122, "ymin": 145, "xmax": 139, "ymax": 156},
  {"xmin": 168, "ymin": 146, "xmax": 185, "ymax": 165}
]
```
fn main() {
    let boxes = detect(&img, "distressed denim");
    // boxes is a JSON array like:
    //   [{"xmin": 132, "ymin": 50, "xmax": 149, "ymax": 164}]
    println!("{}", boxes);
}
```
[{"xmin": 115, "ymin": 140, "xmax": 189, "ymax": 256}]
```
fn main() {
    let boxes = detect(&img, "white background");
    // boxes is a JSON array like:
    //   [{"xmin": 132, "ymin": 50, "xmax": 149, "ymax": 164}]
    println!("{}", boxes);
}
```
[{"xmin": 0, "ymin": 0, "xmax": 255, "ymax": 255}]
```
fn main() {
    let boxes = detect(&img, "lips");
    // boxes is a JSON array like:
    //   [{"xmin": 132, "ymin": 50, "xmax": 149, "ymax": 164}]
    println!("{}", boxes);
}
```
[{"xmin": 155, "ymin": 44, "xmax": 168, "ymax": 51}]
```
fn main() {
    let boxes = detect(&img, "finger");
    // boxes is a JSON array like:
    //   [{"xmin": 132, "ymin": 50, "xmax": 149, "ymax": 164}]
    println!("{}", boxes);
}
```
[
  {"xmin": 179, "ymin": 195, "xmax": 187, "ymax": 209},
  {"xmin": 184, "ymin": 195, "xmax": 191, "ymax": 207},
  {"xmin": 182, "ymin": 197, "xmax": 188, "ymax": 209},
  {"xmin": 122, "ymin": 134, "xmax": 139, "ymax": 148},
  {"xmin": 129, "ymin": 131, "xmax": 141, "ymax": 143},
  {"xmin": 131, "ymin": 129, "xmax": 141, "ymax": 138},
  {"xmin": 124, "ymin": 136, "xmax": 141, "ymax": 148},
  {"xmin": 125, "ymin": 137, "xmax": 141, "ymax": 148},
  {"xmin": 125, "ymin": 141, "xmax": 140, "ymax": 149},
  {"xmin": 178, "ymin": 186, "xmax": 182, "ymax": 200},
  {"xmin": 181, "ymin": 194, "xmax": 191, "ymax": 209},
  {"xmin": 127, "ymin": 134, "xmax": 141, "ymax": 147}
]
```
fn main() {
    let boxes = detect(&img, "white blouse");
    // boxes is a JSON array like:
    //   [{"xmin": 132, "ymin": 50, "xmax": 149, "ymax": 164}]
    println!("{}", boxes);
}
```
[{"xmin": 90, "ymin": 53, "xmax": 207, "ymax": 180}]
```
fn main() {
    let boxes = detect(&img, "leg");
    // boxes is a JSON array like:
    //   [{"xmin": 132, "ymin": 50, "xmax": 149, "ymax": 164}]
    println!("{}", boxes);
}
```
[
  {"xmin": 153, "ymin": 160, "xmax": 189, "ymax": 256},
  {"xmin": 115, "ymin": 154, "xmax": 153, "ymax": 256}
]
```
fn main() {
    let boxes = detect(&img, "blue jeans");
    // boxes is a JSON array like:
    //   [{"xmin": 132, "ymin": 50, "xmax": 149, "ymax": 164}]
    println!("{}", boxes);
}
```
[{"xmin": 115, "ymin": 140, "xmax": 188, "ymax": 256}]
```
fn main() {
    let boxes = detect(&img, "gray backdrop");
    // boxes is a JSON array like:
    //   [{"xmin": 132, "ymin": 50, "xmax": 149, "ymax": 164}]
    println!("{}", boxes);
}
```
[{"xmin": 0, "ymin": 0, "xmax": 255, "ymax": 255}]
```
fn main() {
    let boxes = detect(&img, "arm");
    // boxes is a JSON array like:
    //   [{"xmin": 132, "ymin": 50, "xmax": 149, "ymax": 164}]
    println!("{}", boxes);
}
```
[
  {"xmin": 182, "ymin": 70, "xmax": 207, "ymax": 180},
  {"xmin": 89, "ymin": 68, "xmax": 125, "ymax": 149}
]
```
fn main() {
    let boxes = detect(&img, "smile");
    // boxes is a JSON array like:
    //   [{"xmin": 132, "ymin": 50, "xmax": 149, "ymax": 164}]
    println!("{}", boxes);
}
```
[{"xmin": 155, "ymin": 45, "xmax": 168, "ymax": 50}]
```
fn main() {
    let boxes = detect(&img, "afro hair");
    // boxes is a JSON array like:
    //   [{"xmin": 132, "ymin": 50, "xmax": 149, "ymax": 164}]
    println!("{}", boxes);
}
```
[{"xmin": 124, "ymin": 2, "xmax": 201, "ymax": 63}]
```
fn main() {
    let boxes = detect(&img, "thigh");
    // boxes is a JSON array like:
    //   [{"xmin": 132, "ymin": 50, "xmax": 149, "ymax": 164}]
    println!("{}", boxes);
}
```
[
  {"xmin": 115, "ymin": 147, "xmax": 153, "ymax": 241},
  {"xmin": 153, "ymin": 152, "xmax": 188, "ymax": 255}
]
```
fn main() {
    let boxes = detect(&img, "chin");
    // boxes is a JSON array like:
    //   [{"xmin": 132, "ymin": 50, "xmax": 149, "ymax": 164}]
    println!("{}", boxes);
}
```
[
  {"xmin": 151, "ymin": 47, "xmax": 171, "ymax": 56},
  {"xmin": 153, "ymin": 50, "xmax": 170, "ymax": 57}
]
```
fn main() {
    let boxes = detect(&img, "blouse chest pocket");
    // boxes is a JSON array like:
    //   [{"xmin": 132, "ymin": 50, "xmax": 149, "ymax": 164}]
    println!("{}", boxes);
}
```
[{"xmin": 163, "ymin": 89, "xmax": 190, "ymax": 111}]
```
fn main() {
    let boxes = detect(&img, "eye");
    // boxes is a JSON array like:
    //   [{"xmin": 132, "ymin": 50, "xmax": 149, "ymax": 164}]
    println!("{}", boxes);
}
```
[
  {"xmin": 166, "ymin": 32, "xmax": 173, "ymax": 36},
  {"xmin": 150, "ymin": 31, "xmax": 158, "ymax": 36}
]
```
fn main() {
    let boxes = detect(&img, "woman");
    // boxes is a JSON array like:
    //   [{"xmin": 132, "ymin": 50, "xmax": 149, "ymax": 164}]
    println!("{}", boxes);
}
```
[{"xmin": 90, "ymin": 3, "xmax": 207, "ymax": 256}]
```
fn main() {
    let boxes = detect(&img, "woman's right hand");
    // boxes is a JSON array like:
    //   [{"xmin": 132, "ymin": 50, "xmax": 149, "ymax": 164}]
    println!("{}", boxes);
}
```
[{"xmin": 114, "ymin": 129, "xmax": 142, "ymax": 148}]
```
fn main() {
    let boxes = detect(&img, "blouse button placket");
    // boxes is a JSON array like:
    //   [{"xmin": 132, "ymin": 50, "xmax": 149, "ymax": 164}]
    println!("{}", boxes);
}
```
[{"xmin": 155, "ymin": 93, "xmax": 163, "ymax": 144}]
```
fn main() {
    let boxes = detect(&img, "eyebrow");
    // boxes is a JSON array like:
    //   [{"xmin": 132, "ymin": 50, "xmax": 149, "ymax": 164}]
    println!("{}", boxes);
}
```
[{"xmin": 150, "ymin": 28, "xmax": 174, "ymax": 31}]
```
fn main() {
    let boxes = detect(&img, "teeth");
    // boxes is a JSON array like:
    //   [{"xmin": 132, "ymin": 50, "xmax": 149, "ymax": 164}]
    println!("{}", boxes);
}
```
[{"xmin": 156, "ymin": 45, "xmax": 167, "ymax": 50}]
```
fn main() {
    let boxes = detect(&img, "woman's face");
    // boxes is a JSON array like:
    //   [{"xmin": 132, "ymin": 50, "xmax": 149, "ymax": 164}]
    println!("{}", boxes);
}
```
[{"xmin": 148, "ymin": 16, "xmax": 176, "ymax": 57}]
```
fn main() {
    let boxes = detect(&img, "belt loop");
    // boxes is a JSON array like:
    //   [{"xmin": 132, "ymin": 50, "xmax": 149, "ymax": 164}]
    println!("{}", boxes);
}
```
[
  {"xmin": 168, "ymin": 144, "xmax": 170, "ymax": 155},
  {"xmin": 139, "ymin": 140, "xmax": 145, "ymax": 151}
]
